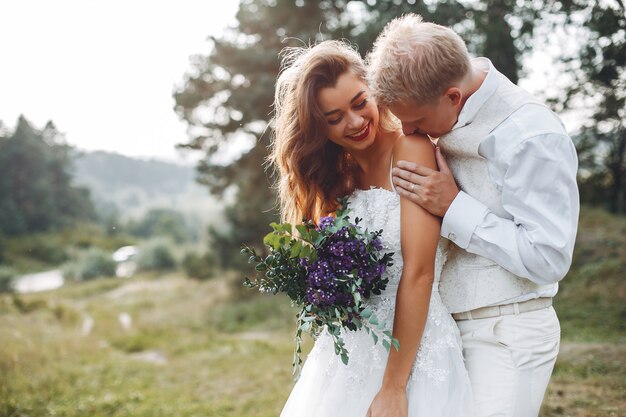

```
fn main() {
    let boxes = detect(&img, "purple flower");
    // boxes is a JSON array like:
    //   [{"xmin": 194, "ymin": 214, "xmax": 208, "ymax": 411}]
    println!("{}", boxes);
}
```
[
  {"xmin": 329, "ymin": 241, "xmax": 345, "ymax": 257},
  {"xmin": 317, "ymin": 216, "xmax": 335, "ymax": 231},
  {"xmin": 344, "ymin": 240, "xmax": 357, "ymax": 254}
]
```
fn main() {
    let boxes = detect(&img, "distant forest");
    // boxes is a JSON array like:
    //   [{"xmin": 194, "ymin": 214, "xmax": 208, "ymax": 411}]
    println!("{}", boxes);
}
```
[{"xmin": 0, "ymin": 116, "xmax": 223, "ymax": 238}]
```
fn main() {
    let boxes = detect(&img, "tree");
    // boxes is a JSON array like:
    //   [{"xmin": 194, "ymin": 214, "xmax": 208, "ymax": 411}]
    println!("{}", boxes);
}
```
[
  {"xmin": 547, "ymin": 1, "xmax": 625, "ymax": 213},
  {"xmin": 0, "ymin": 116, "xmax": 96, "ymax": 235},
  {"xmin": 577, "ymin": 2, "xmax": 625, "ymax": 214},
  {"xmin": 128, "ymin": 208, "xmax": 189, "ymax": 243}
]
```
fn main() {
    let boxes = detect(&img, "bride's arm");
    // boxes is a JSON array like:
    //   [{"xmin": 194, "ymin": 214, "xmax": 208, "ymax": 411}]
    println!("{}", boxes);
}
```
[{"xmin": 367, "ymin": 134, "xmax": 440, "ymax": 417}]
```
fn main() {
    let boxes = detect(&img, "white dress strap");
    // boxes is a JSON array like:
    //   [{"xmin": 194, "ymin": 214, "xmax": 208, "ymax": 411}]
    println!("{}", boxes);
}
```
[{"xmin": 389, "ymin": 155, "xmax": 397, "ymax": 193}]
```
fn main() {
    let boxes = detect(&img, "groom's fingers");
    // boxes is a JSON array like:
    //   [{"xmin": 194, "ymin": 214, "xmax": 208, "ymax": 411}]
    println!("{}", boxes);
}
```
[
  {"xmin": 396, "ymin": 160, "xmax": 437, "ymax": 176},
  {"xmin": 435, "ymin": 147, "xmax": 451, "ymax": 175},
  {"xmin": 393, "ymin": 178, "xmax": 429, "ymax": 208},
  {"xmin": 392, "ymin": 167, "xmax": 428, "ymax": 186},
  {"xmin": 395, "ymin": 183, "xmax": 425, "ymax": 206},
  {"xmin": 392, "ymin": 177, "xmax": 422, "ymax": 195}
]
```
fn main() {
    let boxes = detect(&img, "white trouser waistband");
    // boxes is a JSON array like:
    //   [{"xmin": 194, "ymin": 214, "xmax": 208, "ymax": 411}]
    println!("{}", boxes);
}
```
[{"xmin": 452, "ymin": 297, "xmax": 553, "ymax": 321}]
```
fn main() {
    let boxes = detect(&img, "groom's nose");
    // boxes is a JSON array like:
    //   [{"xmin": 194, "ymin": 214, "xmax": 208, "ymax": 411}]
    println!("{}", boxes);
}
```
[{"xmin": 402, "ymin": 123, "xmax": 418, "ymax": 136}]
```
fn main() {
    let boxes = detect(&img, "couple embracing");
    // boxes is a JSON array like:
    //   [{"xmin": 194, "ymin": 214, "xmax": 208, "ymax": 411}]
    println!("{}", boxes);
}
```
[{"xmin": 270, "ymin": 14, "xmax": 579, "ymax": 417}]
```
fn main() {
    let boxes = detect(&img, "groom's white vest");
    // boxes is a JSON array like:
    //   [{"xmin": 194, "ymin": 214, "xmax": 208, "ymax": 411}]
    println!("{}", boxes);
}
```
[{"xmin": 437, "ymin": 70, "xmax": 550, "ymax": 314}]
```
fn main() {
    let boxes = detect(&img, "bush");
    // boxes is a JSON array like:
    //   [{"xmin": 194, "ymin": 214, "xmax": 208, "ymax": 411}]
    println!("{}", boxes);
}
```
[
  {"xmin": 58, "ymin": 224, "xmax": 136, "ymax": 251},
  {"xmin": 128, "ymin": 209, "xmax": 189, "ymax": 243},
  {"xmin": 135, "ymin": 240, "xmax": 177, "ymax": 272},
  {"xmin": 8, "ymin": 234, "xmax": 68, "ymax": 264},
  {"xmin": 0, "ymin": 267, "xmax": 15, "ymax": 293},
  {"xmin": 182, "ymin": 251, "xmax": 216, "ymax": 280},
  {"xmin": 63, "ymin": 248, "xmax": 116, "ymax": 281}
]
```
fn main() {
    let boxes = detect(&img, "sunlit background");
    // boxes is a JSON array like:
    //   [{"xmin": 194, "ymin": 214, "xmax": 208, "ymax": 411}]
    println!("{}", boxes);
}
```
[
  {"xmin": 0, "ymin": 1, "xmax": 239, "ymax": 161},
  {"xmin": 0, "ymin": 1, "xmax": 623, "ymax": 416}
]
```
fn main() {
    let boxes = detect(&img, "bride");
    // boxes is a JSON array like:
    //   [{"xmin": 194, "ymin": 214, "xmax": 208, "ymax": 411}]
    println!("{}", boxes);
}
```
[{"xmin": 269, "ymin": 40, "xmax": 473, "ymax": 417}]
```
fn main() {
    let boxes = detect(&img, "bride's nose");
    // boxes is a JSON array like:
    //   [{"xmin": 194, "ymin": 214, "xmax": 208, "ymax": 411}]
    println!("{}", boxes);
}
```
[{"xmin": 345, "ymin": 112, "xmax": 364, "ymax": 130}]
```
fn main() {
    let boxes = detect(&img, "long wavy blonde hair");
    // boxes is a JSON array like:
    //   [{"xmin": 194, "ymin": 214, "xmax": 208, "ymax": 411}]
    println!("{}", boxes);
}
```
[{"xmin": 268, "ymin": 40, "xmax": 396, "ymax": 225}]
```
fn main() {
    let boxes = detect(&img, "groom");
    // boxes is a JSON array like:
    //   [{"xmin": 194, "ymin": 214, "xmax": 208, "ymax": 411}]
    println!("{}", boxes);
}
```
[{"xmin": 367, "ymin": 14, "xmax": 579, "ymax": 417}]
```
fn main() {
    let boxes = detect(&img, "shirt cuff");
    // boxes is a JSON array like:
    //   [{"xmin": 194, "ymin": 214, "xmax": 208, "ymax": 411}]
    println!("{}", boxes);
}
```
[{"xmin": 441, "ymin": 191, "xmax": 489, "ymax": 248}]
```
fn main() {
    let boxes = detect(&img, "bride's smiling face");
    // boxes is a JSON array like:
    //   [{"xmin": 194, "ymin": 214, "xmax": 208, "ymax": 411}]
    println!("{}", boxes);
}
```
[{"xmin": 317, "ymin": 71, "xmax": 379, "ymax": 152}]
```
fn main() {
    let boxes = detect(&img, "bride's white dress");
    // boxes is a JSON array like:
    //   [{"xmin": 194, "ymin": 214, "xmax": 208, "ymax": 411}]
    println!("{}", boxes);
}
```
[{"xmin": 280, "ymin": 188, "xmax": 473, "ymax": 417}]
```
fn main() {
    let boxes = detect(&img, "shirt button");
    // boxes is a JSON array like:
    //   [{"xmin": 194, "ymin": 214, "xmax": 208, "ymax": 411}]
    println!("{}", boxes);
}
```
[{"xmin": 448, "ymin": 232, "xmax": 457, "ymax": 241}]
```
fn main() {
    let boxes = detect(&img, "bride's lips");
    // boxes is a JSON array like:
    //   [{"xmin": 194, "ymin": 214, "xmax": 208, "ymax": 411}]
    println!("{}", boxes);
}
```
[{"xmin": 346, "ymin": 122, "xmax": 371, "ymax": 142}]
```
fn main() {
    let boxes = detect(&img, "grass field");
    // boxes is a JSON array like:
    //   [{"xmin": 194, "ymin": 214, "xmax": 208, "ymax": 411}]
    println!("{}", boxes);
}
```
[{"xmin": 1, "ymin": 207, "xmax": 624, "ymax": 416}]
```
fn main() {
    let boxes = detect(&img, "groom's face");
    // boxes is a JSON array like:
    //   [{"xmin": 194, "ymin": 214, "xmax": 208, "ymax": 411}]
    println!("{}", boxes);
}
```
[{"xmin": 388, "ymin": 95, "xmax": 458, "ymax": 138}]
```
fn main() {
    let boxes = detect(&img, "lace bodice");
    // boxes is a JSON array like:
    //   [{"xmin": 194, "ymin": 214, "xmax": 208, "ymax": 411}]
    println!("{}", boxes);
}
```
[{"xmin": 347, "ymin": 187, "xmax": 449, "ymax": 292}]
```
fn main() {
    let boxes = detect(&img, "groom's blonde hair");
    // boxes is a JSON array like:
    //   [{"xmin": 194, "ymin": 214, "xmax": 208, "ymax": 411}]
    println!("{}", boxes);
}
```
[{"xmin": 367, "ymin": 14, "xmax": 471, "ymax": 105}]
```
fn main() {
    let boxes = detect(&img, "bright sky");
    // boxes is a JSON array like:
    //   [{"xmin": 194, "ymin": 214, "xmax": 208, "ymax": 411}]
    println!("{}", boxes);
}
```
[{"xmin": 0, "ymin": 1, "xmax": 239, "ymax": 163}]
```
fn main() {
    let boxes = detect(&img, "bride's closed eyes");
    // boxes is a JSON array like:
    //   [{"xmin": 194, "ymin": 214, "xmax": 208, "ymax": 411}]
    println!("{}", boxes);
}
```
[{"xmin": 328, "ymin": 98, "xmax": 369, "ymax": 125}]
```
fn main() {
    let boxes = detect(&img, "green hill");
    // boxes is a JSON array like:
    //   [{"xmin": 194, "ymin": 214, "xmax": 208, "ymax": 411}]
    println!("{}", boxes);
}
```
[{"xmin": 72, "ymin": 150, "xmax": 225, "ymax": 224}]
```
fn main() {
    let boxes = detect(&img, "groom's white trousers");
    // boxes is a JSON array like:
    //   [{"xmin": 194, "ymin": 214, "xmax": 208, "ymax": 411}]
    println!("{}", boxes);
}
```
[{"xmin": 456, "ymin": 306, "xmax": 560, "ymax": 417}]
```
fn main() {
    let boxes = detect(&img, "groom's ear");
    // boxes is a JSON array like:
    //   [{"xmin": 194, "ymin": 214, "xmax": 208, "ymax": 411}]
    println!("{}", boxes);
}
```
[{"xmin": 443, "ymin": 88, "xmax": 463, "ymax": 107}]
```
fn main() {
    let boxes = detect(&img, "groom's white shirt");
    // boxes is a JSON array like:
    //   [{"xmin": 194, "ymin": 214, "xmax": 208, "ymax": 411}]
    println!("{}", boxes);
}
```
[{"xmin": 441, "ymin": 58, "xmax": 579, "ymax": 304}]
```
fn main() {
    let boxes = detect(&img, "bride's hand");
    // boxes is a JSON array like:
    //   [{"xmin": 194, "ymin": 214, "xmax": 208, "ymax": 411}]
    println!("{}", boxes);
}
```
[{"xmin": 366, "ymin": 386, "xmax": 408, "ymax": 417}]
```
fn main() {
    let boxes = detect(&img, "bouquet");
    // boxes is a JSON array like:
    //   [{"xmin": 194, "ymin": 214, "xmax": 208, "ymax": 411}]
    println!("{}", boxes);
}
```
[{"xmin": 241, "ymin": 197, "xmax": 398, "ymax": 376}]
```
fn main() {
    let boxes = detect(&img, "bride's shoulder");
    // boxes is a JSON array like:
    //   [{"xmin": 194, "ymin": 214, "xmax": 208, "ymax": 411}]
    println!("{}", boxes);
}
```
[{"xmin": 392, "ymin": 133, "xmax": 436, "ymax": 163}]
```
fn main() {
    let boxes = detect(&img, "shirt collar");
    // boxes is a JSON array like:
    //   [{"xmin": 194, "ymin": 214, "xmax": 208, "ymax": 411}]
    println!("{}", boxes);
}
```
[{"xmin": 452, "ymin": 58, "xmax": 498, "ymax": 130}]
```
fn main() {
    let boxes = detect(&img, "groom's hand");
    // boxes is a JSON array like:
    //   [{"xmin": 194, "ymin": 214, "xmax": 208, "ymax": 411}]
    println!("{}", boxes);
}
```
[{"xmin": 392, "ymin": 147, "xmax": 459, "ymax": 217}]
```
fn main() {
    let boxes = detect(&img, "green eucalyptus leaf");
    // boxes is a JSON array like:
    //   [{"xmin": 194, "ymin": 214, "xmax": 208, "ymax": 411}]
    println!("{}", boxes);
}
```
[
  {"xmin": 392, "ymin": 338, "xmax": 400, "ymax": 351},
  {"xmin": 295, "ymin": 225, "xmax": 311, "ymax": 241},
  {"xmin": 311, "ymin": 230, "xmax": 323, "ymax": 244},
  {"xmin": 270, "ymin": 222, "xmax": 281, "ymax": 232},
  {"xmin": 360, "ymin": 308, "xmax": 373, "ymax": 319},
  {"xmin": 281, "ymin": 223, "xmax": 293, "ymax": 234},
  {"xmin": 263, "ymin": 232, "xmax": 277, "ymax": 246},
  {"xmin": 290, "ymin": 241, "xmax": 302, "ymax": 258},
  {"xmin": 300, "ymin": 245, "xmax": 312, "ymax": 259}
]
